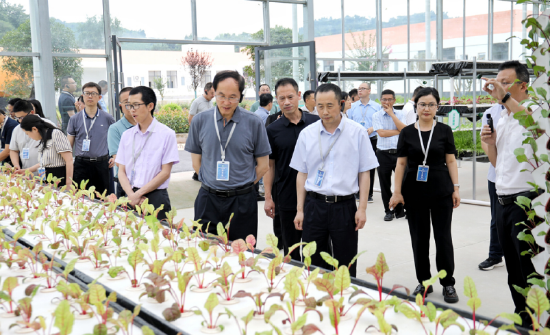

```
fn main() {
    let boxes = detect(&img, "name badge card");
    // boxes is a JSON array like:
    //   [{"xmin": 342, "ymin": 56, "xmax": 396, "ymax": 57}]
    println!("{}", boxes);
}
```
[
  {"xmin": 82, "ymin": 139, "xmax": 91, "ymax": 152},
  {"xmin": 314, "ymin": 169, "xmax": 325, "ymax": 187},
  {"xmin": 216, "ymin": 161, "xmax": 230, "ymax": 181},
  {"xmin": 22, "ymin": 148, "xmax": 30, "ymax": 159},
  {"xmin": 37, "ymin": 167, "xmax": 45, "ymax": 181},
  {"xmin": 416, "ymin": 165, "xmax": 429, "ymax": 182},
  {"xmin": 360, "ymin": 121, "xmax": 366, "ymax": 127}
]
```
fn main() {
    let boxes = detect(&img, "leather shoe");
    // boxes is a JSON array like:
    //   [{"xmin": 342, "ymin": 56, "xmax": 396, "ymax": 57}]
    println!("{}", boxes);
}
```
[
  {"xmin": 395, "ymin": 211, "xmax": 406, "ymax": 219},
  {"xmin": 442, "ymin": 286, "xmax": 459, "ymax": 303},
  {"xmin": 384, "ymin": 213, "xmax": 394, "ymax": 221},
  {"xmin": 412, "ymin": 284, "xmax": 433, "ymax": 297}
]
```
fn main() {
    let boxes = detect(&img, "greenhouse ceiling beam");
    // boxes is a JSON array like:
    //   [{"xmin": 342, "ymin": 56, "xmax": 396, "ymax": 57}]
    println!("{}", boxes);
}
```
[{"xmin": 117, "ymin": 38, "xmax": 268, "ymax": 47}]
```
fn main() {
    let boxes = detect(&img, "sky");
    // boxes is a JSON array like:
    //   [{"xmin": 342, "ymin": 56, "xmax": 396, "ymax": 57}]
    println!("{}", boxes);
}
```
[{"xmin": 11, "ymin": 0, "xmax": 525, "ymax": 41}]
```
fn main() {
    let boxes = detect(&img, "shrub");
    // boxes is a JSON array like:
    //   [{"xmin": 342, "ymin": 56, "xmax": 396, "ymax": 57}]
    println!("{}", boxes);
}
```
[
  {"xmin": 156, "ymin": 103, "xmax": 189, "ymax": 133},
  {"xmin": 453, "ymin": 130, "xmax": 483, "ymax": 156}
]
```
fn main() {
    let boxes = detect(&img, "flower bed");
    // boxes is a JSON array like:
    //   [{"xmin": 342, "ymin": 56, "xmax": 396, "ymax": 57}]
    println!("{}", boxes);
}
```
[{"xmin": 156, "ymin": 103, "xmax": 189, "ymax": 133}]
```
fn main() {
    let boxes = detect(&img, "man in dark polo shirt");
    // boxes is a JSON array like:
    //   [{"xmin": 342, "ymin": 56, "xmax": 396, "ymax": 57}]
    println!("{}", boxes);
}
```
[
  {"xmin": 67, "ymin": 82, "xmax": 115, "ymax": 194},
  {"xmin": 185, "ymin": 70, "xmax": 271, "ymax": 241},
  {"xmin": 58, "ymin": 75, "xmax": 77, "ymax": 134},
  {"xmin": 264, "ymin": 78, "xmax": 319, "ymax": 260},
  {"xmin": 0, "ymin": 109, "xmax": 19, "ymax": 166}
]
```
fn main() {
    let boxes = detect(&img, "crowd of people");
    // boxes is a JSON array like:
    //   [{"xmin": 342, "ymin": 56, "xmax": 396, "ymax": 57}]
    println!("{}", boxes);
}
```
[{"xmin": 0, "ymin": 60, "xmax": 539, "ymax": 326}]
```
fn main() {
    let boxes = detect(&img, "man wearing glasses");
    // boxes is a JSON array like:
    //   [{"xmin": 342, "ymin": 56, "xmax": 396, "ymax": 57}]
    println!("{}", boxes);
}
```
[
  {"xmin": 116, "ymin": 86, "xmax": 179, "ymax": 221},
  {"xmin": 58, "ymin": 76, "xmax": 77, "ymax": 134},
  {"xmin": 9, "ymin": 100, "xmax": 56, "ymax": 175},
  {"xmin": 372, "ymin": 89, "xmax": 407, "ymax": 221},
  {"xmin": 185, "ymin": 70, "xmax": 271, "ymax": 241},
  {"xmin": 67, "ymin": 82, "xmax": 115, "ymax": 195},
  {"xmin": 347, "ymin": 82, "xmax": 381, "ymax": 203}
]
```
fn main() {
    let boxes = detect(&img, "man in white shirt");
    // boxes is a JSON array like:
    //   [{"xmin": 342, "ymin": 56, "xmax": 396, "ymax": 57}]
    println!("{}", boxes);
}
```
[
  {"xmin": 481, "ymin": 61, "xmax": 539, "ymax": 327},
  {"xmin": 301, "ymin": 90, "xmax": 318, "ymax": 115},
  {"xmin": 188, "ymin": 82, "xmax": 214, "ymax": 124},
  {"xmin": 402, "ymin": 86, "xmax": 424, "ymax": 125}
]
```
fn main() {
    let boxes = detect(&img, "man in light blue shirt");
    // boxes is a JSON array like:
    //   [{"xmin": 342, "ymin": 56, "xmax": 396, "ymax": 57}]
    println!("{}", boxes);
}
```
[
  {"xmin": 98, "ymin": 80, "xmax": 109, "ymax": 112},
  {"xmin": 290, "ymin": 83, "xmax": 378, "ymax": 277},
  {"xmin": 478, "ymin": 104, "xmax": 504, "ymax": 271},
  {"xmin": 254, "ymin": 93, "xmax": 273, "ymax": 125},
  {"xmin": 347, "ymin": 82, "xmax": 381, "ymax": 202},
  {"xmin": 372, "ymin": 89, "xmax": 407, "ymax": 221}
]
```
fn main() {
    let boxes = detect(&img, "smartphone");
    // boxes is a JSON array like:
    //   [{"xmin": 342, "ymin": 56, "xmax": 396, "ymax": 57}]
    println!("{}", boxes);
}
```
[{"xmin": 487, "ymin": 114, "xmax": 494, "ymax": 133}]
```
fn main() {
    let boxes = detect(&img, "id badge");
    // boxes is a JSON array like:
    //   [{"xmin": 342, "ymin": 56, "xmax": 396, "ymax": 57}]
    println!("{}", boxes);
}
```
[
  {"xmin": 360, "ymin": 121, "xmax": 366, "ymax": 127},
  {"xmin": 416, "ymin": 165, "xmax": 429, "ymax": 182},
  {"xmin": 314, "ymin": 169, "xmax": 325, "ymax": 187},
  {"xmin": 82, "ymin": 139, "xmax": 91, "ymax": 152},
  {"xmin": 216, "ymin": 161, "xmax": 230, "ymax": 181},
  {"xmin": 37, "ymin": 167, "xmax": 45, "ymax": 181},
  {"xmin": 22, "ymin": 148, "xmax": 30, "ymax": 160}
]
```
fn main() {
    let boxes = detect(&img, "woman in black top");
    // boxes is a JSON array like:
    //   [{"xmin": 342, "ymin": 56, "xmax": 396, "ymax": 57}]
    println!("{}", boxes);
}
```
[{"xmin": 389, "ymin": 87, "xmax": 460, "ymax": 304}]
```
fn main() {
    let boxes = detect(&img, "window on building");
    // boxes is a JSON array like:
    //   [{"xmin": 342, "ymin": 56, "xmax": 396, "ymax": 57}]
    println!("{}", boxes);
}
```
[
  {"xmin": 181, "ymin": 77, "xmax": 185, "ymax": 86},
  {"xmin": 477, "ymin": 52, "xmax": 486, "ymax": 61},
  {"xmin": 201, "ymin": 71, "xmax": 212, "ymax": 87},
  {"xmin": 167, "ymin": 71, "xmax": 177, "ymax": 89},
  {"xmin": 127, "ymin": 77, "xmax": 132, "ymax": 87},
  {"xmin": 443, "ymin": 47, "xmax": 455, "ymax": 61},
  {"xmin": 148, "ymin": 71, "xmax": 161, "ymax": 88},
  {"xmin": 323, "ymin": 60, "xmax": 334, "ymax": 72},
  {"xmin": 493, "ymin": 42, "xmax": 509, "ymax": 61}
]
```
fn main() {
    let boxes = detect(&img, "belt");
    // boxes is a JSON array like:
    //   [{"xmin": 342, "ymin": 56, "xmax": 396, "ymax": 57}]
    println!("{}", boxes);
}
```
[
  {"xmin": 378, "ymin": 149, "xmax": 397, "ymax": 154},
  {"xmin": 498, "ymin": 190, "xmax": 543, "ymax": 206},
  {"xmin": 307, "ymin": 191, "xmax": 355, "ymax": 203},
  {"xmin": 201, "ymin": 183, "xmax": 255, "ymax": 198},
  {"xmin": 75, "ymin": 154, "xmax": 110, "ymax": 162}
]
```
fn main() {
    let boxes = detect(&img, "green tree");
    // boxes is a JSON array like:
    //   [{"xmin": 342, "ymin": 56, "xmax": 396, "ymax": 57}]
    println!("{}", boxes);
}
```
[
  {"xmin": 0, "ymin": 0, "xmax": 28, "ymax": 40},
  {"xmin": 0, "ymin": 18, "xmax": 83, "ymax": 96},
  {"xmin": 153, "ymin": 77, "xmax": 167, "ymax": 101}
]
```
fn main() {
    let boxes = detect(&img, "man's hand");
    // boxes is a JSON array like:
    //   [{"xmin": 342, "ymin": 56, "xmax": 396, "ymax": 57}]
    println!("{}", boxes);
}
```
[
  {"xmin": 481, "ymin": 77, "xmax": 507, "ymax": 102},
  {"xmin": 294, "ymin": 211, "xmax": 304, "ymax": 231},
  {"xmin": 480, "ymin": 125, "xmax": 497, "ymax": 146},
  {"xmin": 264, "ymin": 198, "xmax": 275, "ymax": 218},
  {"xmin": 383, "ymin": 104, "xmax": 394, "ymax": 115},
  {"xmin": 367, "ymin": 127, "xmax": 374, "ymax": 135},
  {"xmin": 389, "ymin": 192, "xmax": 405, "ymax": 210},
  {"xmin": 355, "ymin": 209, "xmax": 366, "ymax": 231},
  {"xmin": 108, "ymin": 157, "xmax": 115, "ymax": 168},
  {"xmin": 14, "ymin": 168, "xmax": 26, "ymax": 175},
  {"xmin": 128, "ymin": 192, "xmax": 141, "ymax": 207}
]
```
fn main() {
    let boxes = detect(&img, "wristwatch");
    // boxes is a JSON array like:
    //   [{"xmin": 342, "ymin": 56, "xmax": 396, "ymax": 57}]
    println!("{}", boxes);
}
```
[
  {"xmin": 453, "ymin": 184, "xmax": 460, "ymax": 188},
  {"xmin": 501, "ymin": 92, "xmax": 511, "ymax": 104}
]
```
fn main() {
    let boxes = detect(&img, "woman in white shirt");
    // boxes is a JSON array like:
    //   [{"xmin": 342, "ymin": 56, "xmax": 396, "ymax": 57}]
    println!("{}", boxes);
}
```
[{"xmin": 20, "ymin": 115, "xmax": 73, "ymax": 187}]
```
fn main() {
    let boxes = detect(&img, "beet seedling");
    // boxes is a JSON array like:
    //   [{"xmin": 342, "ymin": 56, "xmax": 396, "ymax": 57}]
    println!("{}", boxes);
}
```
[
  {"xmin": 0, "ymin": 277, "xmax": 19, "ymax": 314},
  {"xmin": 9, "ymin": 284, "xmax": 40, "ymax": 332},
  {"xmin": 187, "ymin": 247, "xmax": 213, "ymax": 290},
  {"xmin": 192, "ymin": 293, "xmax": 230, "ymax": 331},
  {"xmin": 213, "ymin": 262, "xmax": 243, "ymax": 303},
  {"xmin": 32, "ymin": 300, "xmax": 75, "ymax": 335},
  {"xmin": 233, "ymin": 290, "xmax": 284, "ymax": 317}
]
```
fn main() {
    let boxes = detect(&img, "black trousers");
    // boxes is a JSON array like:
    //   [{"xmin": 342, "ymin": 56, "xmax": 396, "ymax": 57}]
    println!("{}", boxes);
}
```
[
  {"xmin": 279, "ymin": 209, "xmax": 303, "ymax": 261},
  {"xmin": 369, "ymin": 137, "xmax": 378, "ymax": 197},
  {"xmin": 376, "ymin": 150, "xmax": 403, "ymax": 215},
  {"xmin": 194, "ymin": 187, "xmax": 258, "ymax": 241},
  {"xmin": 132, "ymin": 188, "xmax": 171, "ymax": 221},
  {"xmin": 488, "ymin": 181, "xmax": 503, "ymax": 260},
  {"xmin": 45, "ymin": 166, "xmax": 67, "ymax": 187},
  {"xmin": 73, "ymin": 159, "xmax": 110, "ymax": 195},
  {"xmin": 496, "ymin": 198, "xmax": 539, "ymax": 315},
  {"xmin": 302, "ymin": 195, "xmax": 358, "ymax": 277},
  {"xmin": 405, "ymin": 194, "xmax": 455, "ymax": 286}
]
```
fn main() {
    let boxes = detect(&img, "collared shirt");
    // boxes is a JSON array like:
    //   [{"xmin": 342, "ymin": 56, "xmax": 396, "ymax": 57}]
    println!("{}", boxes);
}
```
[
  {"xmin": 251, "ymin": 101, "xmax": 279, "ymax": 115},
  {"xmin": 403, "ymin": 100, "xmax": 416, "ymax": 125},
  {"xmin": 57, "ymin": 91, "xmax": 75, "ymax": 116},
  {"xmin": 10, "ymin": 117, "xmax": 56, "ymax": 172},
  {"xmin": 495, "ymin": 102, "xmax": 539, "ymax": 196},
  {"xmin": 185, "ymin": 106, "xmax": 272, "ymax": 190},
  {"xmin": 301, "ymin": 106, "xmax": 319, "ymax": 116},
  {"xmin": 254, "ymin": 107, "xmax": 270, "ymax": 124},
  {"xmin": 372, "ymin": 108, "xmax": 407, "ymax": 150},
  {"xmin": 347, "ymin": 99, "xmax": 382, "ymax": 137},
  {"xmin": 290, "ymin": 115, "xmax": 379, "ymax": 196},
  {"xmin": 482, "ymin": 104, "xmax": 504, "ymax": 183},
  {"xmin": 116, "ymin": 118, "xmax": 179, "ymax": 189},
  {"xmin": 189, "ymin": 95, "xmax": 214, "ymax": 116},
  {"xmin": 67, "ymin": 108, "xmax": 115, "ymax": 157},
  {"xmin": 267, "ymin": 110, "xmax": 320, "ymax": 210},
  {"xmin": 108, "ymin": 115, "xmax": 136, "ymax": 178},
  {"xmin": 40, "ymin": 129, "xmax": 72, "ymax": 168},
  {"xmin": 1, "ymin": 117, "xmax": 18, "ymax": 150}
]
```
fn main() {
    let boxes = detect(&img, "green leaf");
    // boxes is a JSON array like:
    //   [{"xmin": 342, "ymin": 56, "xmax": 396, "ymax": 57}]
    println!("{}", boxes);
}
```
[
  {"xmin": 302, "ymin": 241, "xmax": 316, "ymax": 258},
  {"xmin": 93, "ymin": 324, "xmax": 108, "ymax": 335},
  {"xmin": 127, "ymin": 251, "xmax": 144, "ymax": 269},
  {"xmin": 320, "ymin": 251, "xmax": 339, "ymax": 269},
  {"xmin": 526, "ymin": 287, "xmax": 550, "ymax": 316},
  {"xmin": 313, "ymin": 278, "xmax": 336, "ymax": 296},
  {"xmin": 463, "ymin": 276, "xmax": 477, "ymax": 298},
  {"xmin": 88, "ymin": 284, "xmax": 107, "ymax": 305},
  {"xmin": 2, "ymin": 277, "xmax": 18, "ymax": 294},
  {"xmin": 108, "ymin": 266, "xmax": 125, "ymax": 278},
  {"xmin": 334, "ymin": 266, "xmax": 350, "ymax": 295},
  {"xmin": 467, "ymin": 297, "xmax": 481, "ymax": 311},
  {"xmin": 54, "ymin": 300, "xmax": 75, "ymax": 335},
  {"xmin": 292, "ymin": 314, "xmax": 308, "ymax": 332},
  {"xmin": 366, "ymin": 252, "xmax": 389, "ymax": 283},
  {"xmin": 498, "ymin": 312, "xmax": 522, "ymax": 325},
  {"xmin": 204, "ymin": 293, "xmax": 219, "ymax": 315},
  {"xmin": 422, "ymin": 270, "xmax": 446, "ymax": 289},
  {"xmin": 348, "ymin": 250, "xmax": 367, "ymax": 268},
  {"xmin": 177, "ymin": 272, "xmax": 193, "ymax": 293},
  {"xmin": 141, "ymin": 326, "xmax": 155, "ymax": 335},
  {"xmin": 266, "ymin": 233, "xmax": 279, "ymax": 250},
  {"xmin": 323, "ymin": 299, "xmax": 340, "ymax": 329}
]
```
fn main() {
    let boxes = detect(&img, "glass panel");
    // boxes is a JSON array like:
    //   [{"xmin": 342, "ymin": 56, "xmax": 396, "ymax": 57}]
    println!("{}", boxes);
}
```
[
  {"xmin": 49, "ymin": 0, "xmax": 104, "ymax": 52},
  {"xmin": 0, "ymin": 56, "xmax": 33, "ymax": 98},
  {"xmin": 0, "ymin": 0, "xmax": 31, "ymax": 52},
  {"xmin": 197, "ymin": 0, "xmax": 263, "ymax": 42},
  {"xmin": 258, "ymin": 45, "xmax": 311, "ymax": 93},
  {"xmin": 492, "ymin": 1, "xmax": 513, "ymax": 61},
  {"xmin": 110, "ymin": 0, "xmax": 191, "ymax": 44},
  {"xmin": 443, "ymin": 1, "xmax": 463, "ymax": 60},
  {"xmin": 79, "ymin": 56, "xmax": 107, "ymax": 107},
  {"xmin": 344, "ymin": 0, "xmax": 377, "ymax": 68},
  {"xmin": 465, "ymin": 0, "xmax": 489, "ymax": 61},
  {"xmin": 269, "ymin": 2, "xmax": 304, "ymax": 46},
  {"xmin": 312, "ymin": 0, "xmax": 338, "ymax": 56},
  {"xmin": 512, "ymin": 2, "xmax": 530, "ymax": 60},
  {"xmin": 407, "ymin": 0, "xmax": 437, "ymax": 65}
]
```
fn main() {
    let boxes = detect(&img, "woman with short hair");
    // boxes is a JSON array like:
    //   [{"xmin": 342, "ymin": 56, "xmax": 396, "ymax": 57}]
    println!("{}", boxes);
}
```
[{"xmin": 19, "ymin": 114, "xmax": 73, "ymax": 187}]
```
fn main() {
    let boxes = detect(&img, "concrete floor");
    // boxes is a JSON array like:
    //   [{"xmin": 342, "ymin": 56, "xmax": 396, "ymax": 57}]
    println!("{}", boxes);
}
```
[{"xmin": 168, "ymin": 154, "xmax": 513, "ymax": 319}]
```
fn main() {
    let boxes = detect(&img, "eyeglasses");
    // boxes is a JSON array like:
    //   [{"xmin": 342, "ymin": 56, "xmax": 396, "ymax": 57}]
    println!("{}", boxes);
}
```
[
  {"xmin": 125, "ymin": 103, "xmax": 146, "ymax": 111},
  {"xmin": 417, "ymin": 103, "xmax": 438, "ymax": 109},
  {"xmin": 216, "ymin": 95, "xmax": 240, "ymax": 103},
  {"xmin": 83, "ymin": 92, "xmax": 100, "ymax": 97},
  {"xmin": 380, "ymin": 98, "xmax": 394, "ymax": 102},
  {"xmin": 14, "ymin": 113, "xmax": 30, "ymax": 121},
  {"xmin": 358, "ymin": 87, "xmax": 370, "ymax": 91}
]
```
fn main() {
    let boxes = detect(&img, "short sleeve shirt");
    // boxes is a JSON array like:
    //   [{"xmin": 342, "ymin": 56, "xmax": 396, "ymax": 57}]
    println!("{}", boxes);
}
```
[
  {"xmin": 1, "ymin": 117, "xmax": 18, "ymax": 149},
  {"xmin": 108, "ymin": 115, "xmax": 135, "ymax": 178},
  {"xmin": 58, "ymin": 91, "xmax": 76, "ymax": 116},
  {"xmin": 189, "ymin": 96, "xmax": 214, "ymax": 116},
  {"xmin": 67, "ymin": 109, "xmax": 115, "ymax": 157},
  {"xmin": 41, "ymin": 129, "xmax": 72, "ymax": 168},
  {"xmin": 185, "ymin": 106, "xmax": 272, "ymax": 190},
  {"xmin": 347, "ymin": 100, "xmax": 382, "ymax": 137},
  {"xmin": 372, "ymin": 109, "xmax": 407, "ymax": 150},
  {"xmin": 116, "ymin": 118, "xmax": 180, "ymax": 189},
  {"xmin": 482, "ymin": 104, "xmax": 504, "ymax": 183},
  {"xmin": 9, "ymin": 117, "xmax": 56, "ymax": 171}
]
